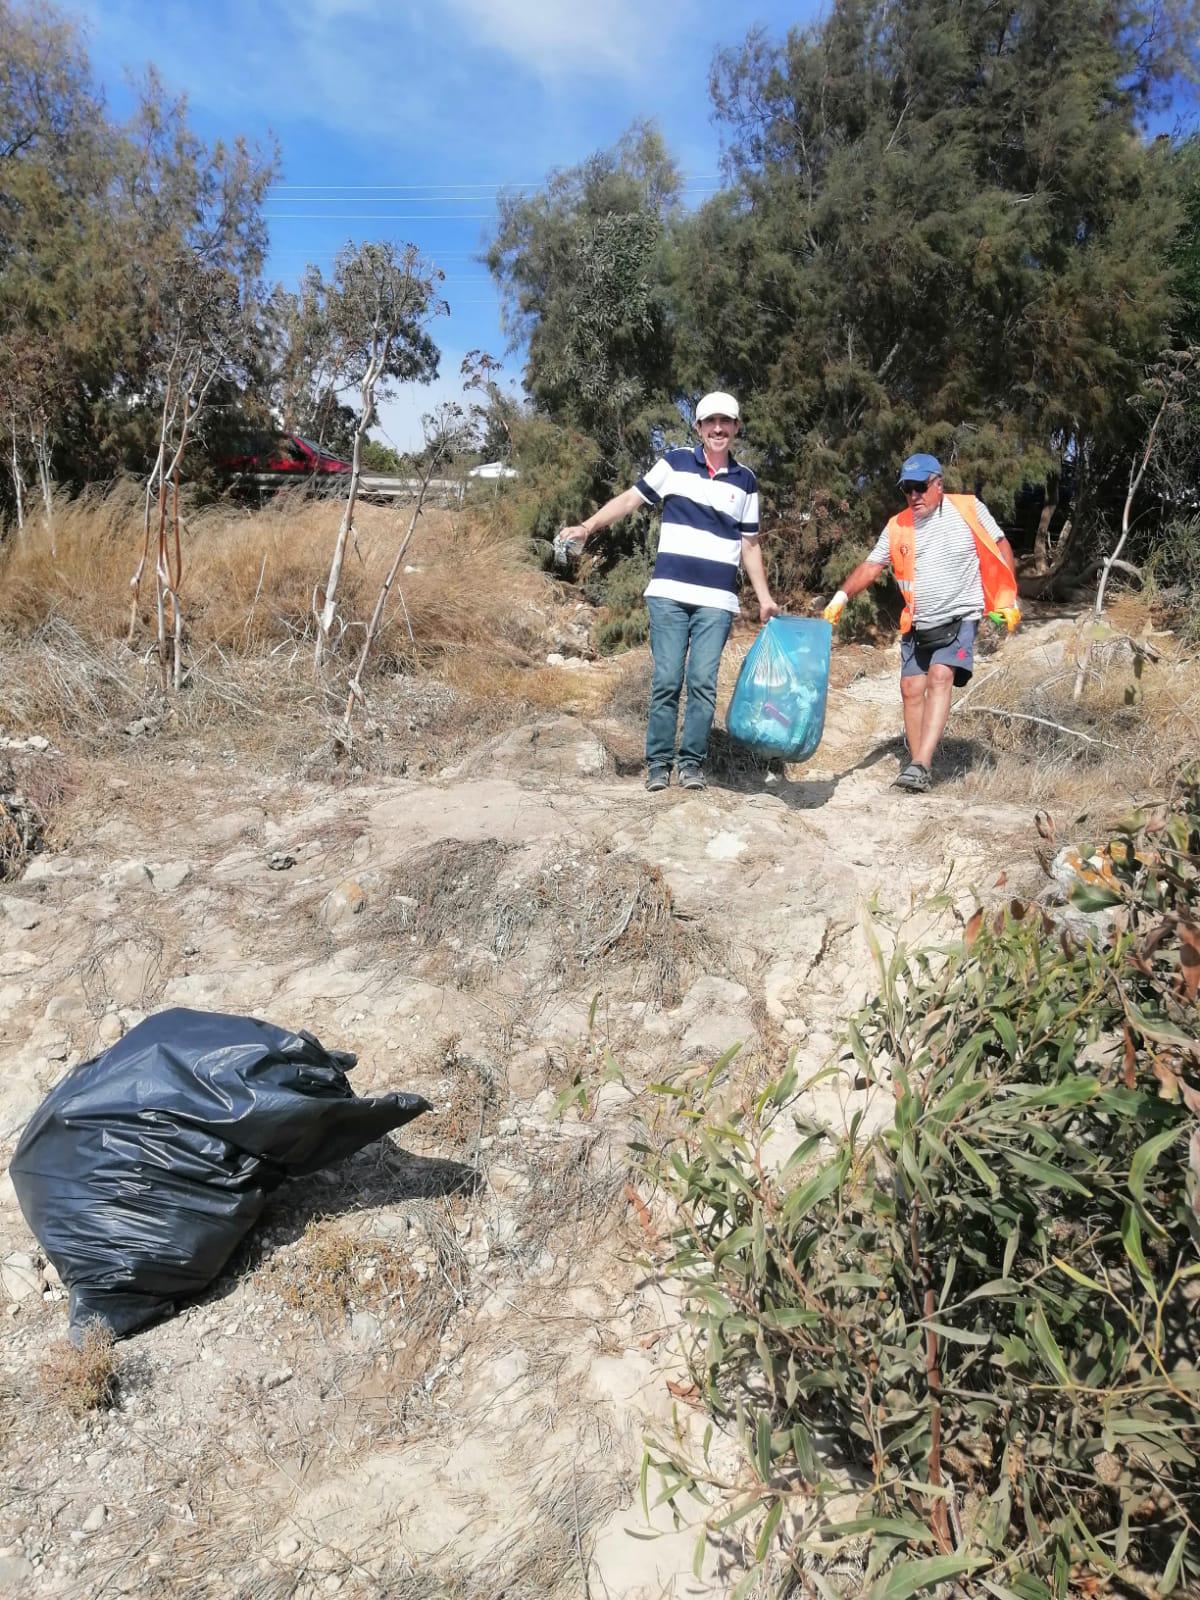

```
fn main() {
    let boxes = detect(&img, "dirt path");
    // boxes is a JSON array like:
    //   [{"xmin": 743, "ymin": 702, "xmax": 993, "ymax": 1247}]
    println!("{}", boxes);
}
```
[{"xmin": 0, "ymin": 635, "xmax": 1046, "ymax": 1599}]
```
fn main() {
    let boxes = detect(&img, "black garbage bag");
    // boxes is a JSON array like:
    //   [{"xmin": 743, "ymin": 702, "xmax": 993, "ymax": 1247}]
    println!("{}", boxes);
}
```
[{"xmin": 10, "ymin": 1007, "xmax": 430, "ymax": 1338}]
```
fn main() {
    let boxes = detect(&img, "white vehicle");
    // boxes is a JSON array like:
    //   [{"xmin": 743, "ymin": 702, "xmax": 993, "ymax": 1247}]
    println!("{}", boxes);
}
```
[{"xmin": 468, "ymin": 461, "xmax": 519, "ymax": 480}]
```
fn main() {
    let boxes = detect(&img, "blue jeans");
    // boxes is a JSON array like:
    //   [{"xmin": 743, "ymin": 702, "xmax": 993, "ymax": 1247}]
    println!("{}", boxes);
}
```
[{"xmin": 645, "ymin": 598, "xmax": 733, "ymax": 772}]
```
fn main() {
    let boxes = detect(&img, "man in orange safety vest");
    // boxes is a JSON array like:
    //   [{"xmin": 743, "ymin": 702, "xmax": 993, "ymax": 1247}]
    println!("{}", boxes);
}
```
[{"xmin": 820, "ymin": 453, "xmax": 1019, "ymax": 792}]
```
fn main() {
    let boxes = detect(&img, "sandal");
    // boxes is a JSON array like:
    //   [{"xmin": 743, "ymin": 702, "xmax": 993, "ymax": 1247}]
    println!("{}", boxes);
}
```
[{"xmin": 892, "ymin": 761, "xmax": 932, "ymax": 793}]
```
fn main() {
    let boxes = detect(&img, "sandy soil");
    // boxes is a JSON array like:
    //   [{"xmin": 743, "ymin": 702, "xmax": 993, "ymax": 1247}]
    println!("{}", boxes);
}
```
[{"xmin": 0, "ymin": 624, "xmax": 1048, "ymax": 1599}]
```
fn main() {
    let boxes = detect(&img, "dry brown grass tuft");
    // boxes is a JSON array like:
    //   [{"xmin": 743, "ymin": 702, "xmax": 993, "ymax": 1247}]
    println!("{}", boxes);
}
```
[
  {"xmin": 38, "ymin": 1321, "xmax": 119, "ymax": 1415},
  {"xmin": 948, "ymin": 622, "xmax": 1200, "ymax": 812},
  {"xmin": 0, "ymin": 486, "xmax": 580, "ymax": 775},
  {"xmin": 0, "ymin": 747, "xmax": 76, "ymax": 876},
  {"xmin": 381, "ymin": 837, "xmax": 718, "ymax": 1005},
  {"xmin": 384, "ymin": 837, "xmax": 521, "ymax": 951},
  {"xmin": 0, "ymin": 776, "xmax": 44, "ymax": 879},
  {"xmin": 443, "ymin": 655, "xmax": 615, "ymax": 717},
  {"xmin": 264, "ymin": 1217, "xmax": 425, "ymax": 1325},
  {"xmin": 543, "ymin": 851, "xmax": 715, "ymax": 1006}
]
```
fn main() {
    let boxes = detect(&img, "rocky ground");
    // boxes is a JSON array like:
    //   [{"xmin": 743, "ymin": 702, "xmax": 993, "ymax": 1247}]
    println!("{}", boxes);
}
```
[{"xmin": 0, "ymin": 621, "xmax": 1054, "ymax": 1599}]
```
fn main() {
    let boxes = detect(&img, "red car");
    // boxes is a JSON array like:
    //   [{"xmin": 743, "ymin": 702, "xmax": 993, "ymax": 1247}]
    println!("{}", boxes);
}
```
[
  {"xmin": 222, "ymin": 434, "xmax": 352, "ymax": 492},
  {"xmin": 221, "ymin": 433, "xmax": 459, "ymax": 505}
]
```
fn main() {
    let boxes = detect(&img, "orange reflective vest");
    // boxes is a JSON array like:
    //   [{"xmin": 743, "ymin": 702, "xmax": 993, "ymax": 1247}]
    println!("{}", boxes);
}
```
[{"xmin": 886, "ymin": 493, "xmax": 1018, "ymax": 634}]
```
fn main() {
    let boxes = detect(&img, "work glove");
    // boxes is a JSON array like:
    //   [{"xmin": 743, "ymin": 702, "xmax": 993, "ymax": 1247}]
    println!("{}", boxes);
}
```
[
  {"xmin": 988, "ymin": 606, "xmax": 1021, "ymax": 632},
  {"xmin": 822, "ymin": 590, "xmax": 848, "ymax": 624}
]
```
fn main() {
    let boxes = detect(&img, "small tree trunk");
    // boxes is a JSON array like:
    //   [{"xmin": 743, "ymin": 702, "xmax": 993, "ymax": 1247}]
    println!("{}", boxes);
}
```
[
  {"xmin": 8, "ymin": 418, "xmax": 24, "ymax": 534},
  {"xmin": 344, "ymin": 447, "xmax": 444, "ymax": 729},
  {"xmin": 171, "ymin": 477, "xmax": 185, "ymax": 691},
  {"xmin": 1031, "ymin": 474, "xmax": 1058, "ymax": 572},
  {"xmin": 1072, "ymin": 391, "xmax": 1169, "ymax": 702},
  {"xmin": 32, "ymin": 421, "xmax": 54, "ymax": 554},
  {"xmin": 154, "ymin": 501, "xmax": 170, "ymax": 698},
  {"xmin": 131, "ymin": 385, "xmax": 173, "ymax": 643},
  {"xmin": 315, "ymin": 340, "xmax": 384, "ymax": 670}
]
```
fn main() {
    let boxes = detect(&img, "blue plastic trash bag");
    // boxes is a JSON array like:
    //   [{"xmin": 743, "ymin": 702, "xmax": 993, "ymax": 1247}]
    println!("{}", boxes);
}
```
[{"xmin": 726, "ymin": 616, "xmax": 831, "ymax": 761}]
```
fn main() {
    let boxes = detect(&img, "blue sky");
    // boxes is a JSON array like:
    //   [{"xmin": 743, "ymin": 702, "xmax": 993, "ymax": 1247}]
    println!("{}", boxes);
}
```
[{"xmin": 74, "ymin": 0, "xmax": 819, "ymax": 449}]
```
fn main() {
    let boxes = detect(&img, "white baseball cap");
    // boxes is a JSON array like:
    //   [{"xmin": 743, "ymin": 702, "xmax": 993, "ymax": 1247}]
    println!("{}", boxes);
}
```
[{"xmin": 695, "ymin": 391, "xmax": 740, "ymax": 422}]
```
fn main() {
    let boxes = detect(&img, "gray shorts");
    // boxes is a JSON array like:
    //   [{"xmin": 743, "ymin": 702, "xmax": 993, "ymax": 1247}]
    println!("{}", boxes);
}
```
[{"xmin": 900, "ymin": 618, "xmax": 977, "ymax": 687}]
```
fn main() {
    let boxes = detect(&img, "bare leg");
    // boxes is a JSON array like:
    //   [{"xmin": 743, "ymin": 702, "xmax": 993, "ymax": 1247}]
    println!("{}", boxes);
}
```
[
  {"xmin": 900, "ymin": 673, "xmax": 926, "ymax": 758},
  {"xmin": 911, "ymin": 663, "xmax": 955, "ymax": 767}
]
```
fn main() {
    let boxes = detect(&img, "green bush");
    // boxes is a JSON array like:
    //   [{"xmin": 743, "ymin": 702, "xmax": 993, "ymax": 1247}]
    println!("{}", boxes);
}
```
[
  {"xmin": 820, "ymin": 542, "xmax": 893, "ymax": 638},
  {"xmin": 645, "ymin": 775, "xmax": 1200, "ymax": 1598},
  {"xmin": 474, "ymin": 414, "xmax": 605, "ymax": 560},
  {"xmin": 588, "ymin": 549, "xmax": 655, "ymax": 655}
]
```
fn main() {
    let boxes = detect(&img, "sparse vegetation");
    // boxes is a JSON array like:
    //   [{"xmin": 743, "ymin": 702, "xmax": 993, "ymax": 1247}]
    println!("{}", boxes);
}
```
[
  {"xmin": 38, "ymin": 1321, "xmax": 119, "ymax": 1416},
  {"xmin": 262, "ymin": 1215, "xmax": 457, "ymax": 1346},
  {"xmin": 382, "ymin": 836, "xmax": 718, "ymax": 1006},
  {"xmin": 0, "ymin": 758, "xmax": 45, "ymax": 878},
  {"xmin": 950, "ymin": 609, "xmax": 1200, "ymax": 810},
  {"xmin": 646, "ymin": 774, "xmax": 1200, "ymax": 1598}
]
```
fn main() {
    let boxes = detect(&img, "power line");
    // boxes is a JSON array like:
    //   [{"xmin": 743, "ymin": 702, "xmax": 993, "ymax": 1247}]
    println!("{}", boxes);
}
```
[
  {"xmin": 267, "ymin": 175, "xmax": 720, "ymax": 191},
  {"xmin": 265, "ymin": 213, "xmax": 496, "ymax": 221}
]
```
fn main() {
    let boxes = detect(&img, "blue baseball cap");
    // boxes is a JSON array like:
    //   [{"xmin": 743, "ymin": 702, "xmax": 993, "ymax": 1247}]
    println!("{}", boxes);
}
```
[{"xmin": 897, "ymin": 453, "xmax": 942, "ymax": 483}]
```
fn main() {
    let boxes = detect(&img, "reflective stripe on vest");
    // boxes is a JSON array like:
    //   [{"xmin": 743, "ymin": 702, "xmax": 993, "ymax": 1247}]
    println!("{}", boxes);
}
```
[{"xmin": 886, "ymin": 493, "xmax": 1017, "ymax": 634}]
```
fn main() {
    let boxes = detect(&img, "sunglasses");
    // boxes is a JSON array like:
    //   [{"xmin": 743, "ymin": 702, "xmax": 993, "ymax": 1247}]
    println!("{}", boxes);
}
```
[{"xmin": 900, "ymin": 480, "xmax": 932, "ymax": 494}]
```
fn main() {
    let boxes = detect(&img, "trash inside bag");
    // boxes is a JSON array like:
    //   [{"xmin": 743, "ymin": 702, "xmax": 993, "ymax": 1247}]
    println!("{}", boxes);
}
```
[
  {"xmin": 10, "ymin": 1007, "xmax": 430, "ymax": 1338},
  {"xmin": 726, "ymin": 616, "xmax": 831, "ymax": 761}
]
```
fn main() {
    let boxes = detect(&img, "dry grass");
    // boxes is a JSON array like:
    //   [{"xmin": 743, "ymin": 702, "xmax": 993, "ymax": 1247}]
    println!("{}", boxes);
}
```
[
  {"xmin": 0, "ymin": 747, "xmax": 76, "ymax": 876},
  {"xmin": 444, "ymin": 655, "xmax": 615, "ymax": 717},
  {"xmin": 38, "ymin": 1321, "xmax": 119, "ymax": 1415},
  {"xmin": 0, "ymin": 485, "xmax": 585, "ymax": 776},
  {"xmin": 947, "ymin": 616, "xmax": 1200, "ymax": 813},
  {"xmin": 384, "ymin": 837, "xmax": 519, "ymax": 951},
  {"xmin": 0, "ymin": 785, "xmax": 43, "ymax": 878},
  {"xmin": 262, "ymin": 1216, "xmax": 443, "ymax": 1332},
  {"xmin": 381, "ymin": 837, "xmax": 718, "ymax": 1006},
  {"xmin": 0, "ymin": 482, "xmax": 547, "ymax": 665}
]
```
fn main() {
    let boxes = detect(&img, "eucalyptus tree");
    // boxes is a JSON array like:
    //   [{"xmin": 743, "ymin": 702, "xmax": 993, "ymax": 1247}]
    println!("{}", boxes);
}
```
[
  {"xmin": 486, "ymin": 121, "xmax": 684, "ymax": 491},
  {"xmin": 296, "ymin": 241, "xmax": 445, "ymax": 669}
]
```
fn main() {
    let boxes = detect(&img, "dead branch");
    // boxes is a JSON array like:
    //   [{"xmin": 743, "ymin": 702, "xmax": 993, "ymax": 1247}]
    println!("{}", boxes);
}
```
[
  {"xmin": 343, "ymin": 410, "xmax": 464, "ymax": 731},
  {"xmin": 1073, "ymin": 357, "xmax": 1193, "ymax": 702},
  {"xmin": 960, "ymin": 704, "xmax": 1122, "ymax": 749}
]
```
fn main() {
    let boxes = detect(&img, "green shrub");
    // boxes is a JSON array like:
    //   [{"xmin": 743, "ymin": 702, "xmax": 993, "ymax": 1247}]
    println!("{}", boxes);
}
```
[
  {"xmin": 474, "ymin": 414, "xmax": 605, "ymax": 559},
  {"xmin": 820, "ymin": 542, "xmax": 892, "ymax": 638},
  {"xmin": 645, "ymin": 774, "xmax": 1200, "ymax": 1598},
  {"xmin": 589, "ymin": 549, "xmax": 655, "ymax": 655}
]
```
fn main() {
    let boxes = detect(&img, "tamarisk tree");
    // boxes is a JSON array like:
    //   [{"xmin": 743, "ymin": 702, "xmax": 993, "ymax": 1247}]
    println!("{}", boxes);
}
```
[{"xmin": 299, "ymin": 242, "xmax": 444, "ymax": 670}]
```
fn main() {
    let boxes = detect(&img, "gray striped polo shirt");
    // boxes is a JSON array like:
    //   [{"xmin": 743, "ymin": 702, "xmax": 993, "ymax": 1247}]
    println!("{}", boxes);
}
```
[{"xmin": 868, "ymin": 495, "xmax": 1005, "ymax": 628}]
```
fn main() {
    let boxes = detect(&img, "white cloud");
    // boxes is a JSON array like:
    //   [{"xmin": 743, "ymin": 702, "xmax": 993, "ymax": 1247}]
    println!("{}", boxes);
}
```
[
  {"xmin": 441, "ymin": 0, "xmax": 670, "ymax": 80},
  {"xmin": 80, "ymin": 0, "xmax": 470, "ymax": 148},
  {"xmin": 81, "ymin": 0, "xmax": 677, "ymax": 150}
]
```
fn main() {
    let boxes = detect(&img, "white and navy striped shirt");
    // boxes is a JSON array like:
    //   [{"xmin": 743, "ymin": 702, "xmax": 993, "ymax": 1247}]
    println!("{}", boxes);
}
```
[
  {"xmin": 868, "ymin": 495, "xmax": 1005, "ymax": 629},
  {"xmin": 634, "ymin": 446, "xmax": 760, "ymax": 613}
]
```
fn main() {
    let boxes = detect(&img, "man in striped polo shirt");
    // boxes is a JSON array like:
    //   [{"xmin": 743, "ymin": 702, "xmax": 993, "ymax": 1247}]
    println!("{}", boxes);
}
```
[
  {"xmin": 822, "ymin": 453, "xmax": 1017, "ymax": 792},
  {"xmin": 561, "ymin": 392, "xmax": 779, "ymax": 791}
]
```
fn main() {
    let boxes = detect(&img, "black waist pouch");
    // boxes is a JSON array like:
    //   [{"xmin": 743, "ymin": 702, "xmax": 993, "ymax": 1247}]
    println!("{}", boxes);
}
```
[{"xmin": 913, "ymin": 618, "xmax": 963, "ymax": 650}]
